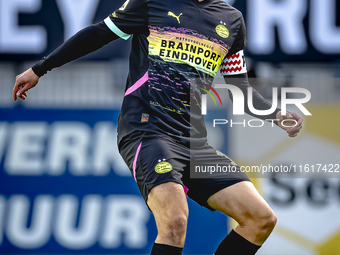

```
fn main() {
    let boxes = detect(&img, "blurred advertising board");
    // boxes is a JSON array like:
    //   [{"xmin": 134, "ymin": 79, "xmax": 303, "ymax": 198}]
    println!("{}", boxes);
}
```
[
  {"xmin": 227, "ymin": 105, "xmax": 340, "ymax": 255},
  {"xmin": 0, "ymin": 107, "xmax": 229, "ymax": 254},
  {"xmin": 0, "ymin": 0, "xmax": 340, "ymax": 62}
]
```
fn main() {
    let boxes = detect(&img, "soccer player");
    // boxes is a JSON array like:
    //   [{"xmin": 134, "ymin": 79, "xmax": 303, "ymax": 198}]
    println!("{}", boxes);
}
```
[{"xmin": 13, "ymin": 0, "xmax": 303, "ymax": 254}]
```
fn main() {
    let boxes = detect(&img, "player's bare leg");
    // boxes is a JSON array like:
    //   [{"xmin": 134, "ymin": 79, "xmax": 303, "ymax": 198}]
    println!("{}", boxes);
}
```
[
  {"xmin": 208, "ymin": 181, "xmax": 277, "ymax": 254},
  {"xmin": 147, "ymin": 182, "xmax": 188, "ymax": 254}
]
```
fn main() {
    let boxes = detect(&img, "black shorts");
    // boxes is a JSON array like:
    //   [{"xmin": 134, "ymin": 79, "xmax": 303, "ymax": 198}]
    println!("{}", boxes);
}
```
[{"xmin": 119, "ymin": 131, "xmax": 250, "ymax": 211}]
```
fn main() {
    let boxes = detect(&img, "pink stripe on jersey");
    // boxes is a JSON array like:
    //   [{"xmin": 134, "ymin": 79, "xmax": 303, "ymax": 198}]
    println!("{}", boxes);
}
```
[
  {"xmin": 124, "ymin": 72, "xmax": 149, "ymax": 96},
  {"xmin": 183, "ymin": 185, "xmax": 189, "ymax": 196},
  {"xmin": 132, "ymin": 142, "xmax": 142, "ymax": 182}
]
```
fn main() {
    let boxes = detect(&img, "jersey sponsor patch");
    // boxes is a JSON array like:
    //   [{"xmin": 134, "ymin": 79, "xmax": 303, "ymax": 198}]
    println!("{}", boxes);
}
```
[
  {"xmin": 141, "ymin": 113, "xmax": 149, "ymax": 122},
  {"xmin": 148, "ymin": 26, "xmax": 228, "ymax": 77},
  {"xmin": 220, "ymin": 50, "xmax": 247, "ymax": 76}
]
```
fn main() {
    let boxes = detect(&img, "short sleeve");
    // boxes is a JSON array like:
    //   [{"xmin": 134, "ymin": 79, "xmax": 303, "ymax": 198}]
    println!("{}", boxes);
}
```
[
  {"xmin": 104, "ymin": 0, "xmax": 148, "ymax": 40},
  {"xmin": 227, "ymin": 15, "xmax": 247, "ymax": 57},
  {"xmin": 220, "ymin": 15, "xmax": 247, "ymax": 76}
]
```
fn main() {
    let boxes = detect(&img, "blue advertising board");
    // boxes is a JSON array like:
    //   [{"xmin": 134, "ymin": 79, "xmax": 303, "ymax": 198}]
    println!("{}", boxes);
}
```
[{"xmin": 0, "ymin": 106, "xmax": 229, "ymax": 254}]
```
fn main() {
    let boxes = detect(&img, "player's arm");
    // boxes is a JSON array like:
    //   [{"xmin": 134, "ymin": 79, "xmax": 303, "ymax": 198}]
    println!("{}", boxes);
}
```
[
  {"xmin": 221, "ymin": 51, "xmax": 279, "ymax": 120},
  {"xmin": 13, "ymin": 0, "xmax": 148, "ymax": 101},
  {"xmin": 13, "ymin": 22, "xmax": 119, "ymax": 101},
  {"xmin": 221, "ymin": 52, "xmax": 303, "ymax": 137},
  {"xmin": 221, "ymin": 14, "xmax": 302, "ymax": 137}
]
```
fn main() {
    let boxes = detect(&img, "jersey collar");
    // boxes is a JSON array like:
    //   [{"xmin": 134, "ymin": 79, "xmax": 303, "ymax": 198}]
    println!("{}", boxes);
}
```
[{"xmin": 190, "ymin": 0, "xmax": 214, "ymax": 8}]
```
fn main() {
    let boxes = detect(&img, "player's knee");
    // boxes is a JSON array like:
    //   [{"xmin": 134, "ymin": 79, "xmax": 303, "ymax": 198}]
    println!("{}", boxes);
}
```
[
  {"xmin": 160, "ymin": 212, "xmax": 187, "ymax": 243},
  {"xmin": 168, "ymin": 213, "xmax": 188, "ymax": 234},
  {"xmin": 157, "ymin": 212, "xmax": 188, "ymax": 246},
  {"xmin": 240, "ymin": 208, "xmax": 277, "ymax": 235},
  {"xmin": 257, "ymin": 210, "xmax": 277, "ymax": 234}
]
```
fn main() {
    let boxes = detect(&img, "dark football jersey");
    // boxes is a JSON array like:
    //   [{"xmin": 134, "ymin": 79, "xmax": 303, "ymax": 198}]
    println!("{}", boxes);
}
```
[{"xmin": 105, "ymin": 0, "xmax": 247, "ymax": 147}]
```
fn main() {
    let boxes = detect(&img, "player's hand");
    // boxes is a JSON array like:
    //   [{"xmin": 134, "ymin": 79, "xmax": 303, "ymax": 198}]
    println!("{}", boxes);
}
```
[
  {"xmin": 276, "ymin": 110, "xmax": 303, "ymax": 138},
  {"xmin": 13, "ymin": 68, "xmax": 39, "ymax": 101}
]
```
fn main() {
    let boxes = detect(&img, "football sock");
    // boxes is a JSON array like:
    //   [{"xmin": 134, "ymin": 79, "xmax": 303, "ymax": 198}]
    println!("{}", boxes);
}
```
[
  {"xmin": 214, "ymin": 229, "xmax": 261, "ymax": 255},
  {"xmin": 150, "ymin": 243, "xmax": 183, "ymax": 255}
]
